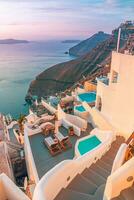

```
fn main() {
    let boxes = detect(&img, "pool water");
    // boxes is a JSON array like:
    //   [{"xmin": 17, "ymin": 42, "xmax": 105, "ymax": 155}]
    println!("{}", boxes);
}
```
[
  {"xmin": 78, "ymin": 135, "xmax": 101, "ymax": 155},
  {"xmin": 78, "ymin": 92, "xmax": 96, "ymax": 103},
  {"xmin": 75, "ymin": 105, "xmax": 86, "ymax": 112}
]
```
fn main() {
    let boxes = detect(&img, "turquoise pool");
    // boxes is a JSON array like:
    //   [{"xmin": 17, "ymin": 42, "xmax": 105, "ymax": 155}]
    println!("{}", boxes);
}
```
[
  {"xmin": 78, "ymin": 92, "xmax": 96, "ymax": 103},
  {"xmin": 78, "ymin": 135, "xmax": 101, "ymax": 155},
  {"xmin": 75, "ymin": 105, "xmax": 86, "ymax": 112}
]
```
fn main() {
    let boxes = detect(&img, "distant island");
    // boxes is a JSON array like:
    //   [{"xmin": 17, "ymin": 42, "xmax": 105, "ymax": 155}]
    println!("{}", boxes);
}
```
[
  {"xmin": 69, "ymin": 31, "xmax": 111, "ymax": 57},
  {"xmin": 62, "ymin": 40, "xmax": 81, "ymax": 44},
  {"xmin": 0, "ymin": 39, "xmax": 29, "ymax": 44}
]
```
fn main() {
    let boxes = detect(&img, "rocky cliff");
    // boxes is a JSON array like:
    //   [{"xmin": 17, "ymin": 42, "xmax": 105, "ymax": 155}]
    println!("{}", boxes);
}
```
[
  {"xmin": 28, "ymin": 22, "xmax": 134, "ymax": 98},
  {"xmin": 69, "ymin": 31, "xmax": 110, "ymax": 57},
  {"xmin": 28, "ymin": 37, "xmax": 124, "ymax": 98}
]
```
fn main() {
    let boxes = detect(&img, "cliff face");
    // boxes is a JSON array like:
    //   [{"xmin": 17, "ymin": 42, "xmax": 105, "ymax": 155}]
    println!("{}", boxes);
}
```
[
  {"xmin": 27, "ymin": 22, "xmax": 134, "ymax": 98},
  {"xmin": 69, "ymin": 31, "xmax": 110, "ymax": 57},
  {"xmin": 28, "ymin": 36, "xmax": 125, "ymax": 97}
]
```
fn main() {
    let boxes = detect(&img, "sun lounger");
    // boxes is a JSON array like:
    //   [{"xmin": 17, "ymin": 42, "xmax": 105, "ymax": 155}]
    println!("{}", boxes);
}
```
[
  {"xmin": 44, "ymin": 136, "xmax": 62, "ymax": 156},
  {"xmin": 55, "ymin": 132, "xmax": 72, "ymax": 150}
]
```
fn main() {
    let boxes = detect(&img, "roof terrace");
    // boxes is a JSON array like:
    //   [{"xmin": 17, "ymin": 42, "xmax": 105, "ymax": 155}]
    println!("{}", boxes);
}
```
[{"xmin": 29, "ymin": 124, "xmax": 93, "ymax": 179}]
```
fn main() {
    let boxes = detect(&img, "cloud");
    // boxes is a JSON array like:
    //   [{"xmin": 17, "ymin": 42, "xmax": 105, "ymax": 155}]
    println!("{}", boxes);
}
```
[{"xmin": 0, "ymin": 0, "xmax": 133, "ymax": 39}]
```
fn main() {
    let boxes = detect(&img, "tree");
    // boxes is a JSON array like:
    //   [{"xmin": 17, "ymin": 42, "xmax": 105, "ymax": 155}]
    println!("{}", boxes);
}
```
[{"xmin": 18, "ymin": 114, "xmax": 26, "ymax": 134}]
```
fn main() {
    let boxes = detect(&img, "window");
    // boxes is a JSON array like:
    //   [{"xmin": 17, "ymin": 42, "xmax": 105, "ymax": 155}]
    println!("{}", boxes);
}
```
[{"xmin": 111, "ymin": 70, "xmax": 118, "ymax": 83}]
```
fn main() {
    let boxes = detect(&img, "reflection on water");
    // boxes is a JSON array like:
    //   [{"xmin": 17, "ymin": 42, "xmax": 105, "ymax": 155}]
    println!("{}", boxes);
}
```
[{"xmin": 0, "ymin": 41, "xmax": 74, "ymax": 118}]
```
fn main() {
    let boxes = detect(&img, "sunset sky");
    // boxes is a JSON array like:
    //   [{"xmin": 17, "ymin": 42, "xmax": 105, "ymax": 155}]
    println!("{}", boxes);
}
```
[{"xmin": 0, "ymin": 0, "xmax": 134, "ymax": 40}]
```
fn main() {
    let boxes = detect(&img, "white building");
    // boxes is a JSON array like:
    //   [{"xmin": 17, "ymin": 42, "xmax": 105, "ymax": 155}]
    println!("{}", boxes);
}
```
[{"xmin": 96, "ymin": 51, "xmax": 134, "ymax": 139}]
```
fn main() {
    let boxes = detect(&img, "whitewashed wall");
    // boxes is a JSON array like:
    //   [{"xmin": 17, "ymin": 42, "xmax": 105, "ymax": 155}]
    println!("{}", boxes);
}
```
[
  {"xmin": 24, "ymin": 126, "xmax": 39, "ymax": 184},
  {"xmin": 96, "ymin": 52, "xmax": 134, "ymax": 139},
  {"xmin": 41, "ymin": 99, "xmax": 57, "ymax": 114},
  {"xmin": 82, "ymin": 102, "xmax": 115, "ymax": 131},
  {"xmin": 58, "ymin": 105, "xmax": 87, "ymax": 133},
  {"xmin": 0, "ymin": 173, "xmax": 30, "ymax": 200},
  {"xmin": 33, "ymin": 129, "xmax": 114, "ymax": 200},
  {"xmin": 104, "ymin": 157, "xmax": 134, "ymax": 200}
]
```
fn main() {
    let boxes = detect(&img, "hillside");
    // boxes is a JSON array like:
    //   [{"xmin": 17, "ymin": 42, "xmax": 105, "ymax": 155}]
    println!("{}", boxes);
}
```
[
  {"xmin": 69, "ymin": 31, "xmax": 110, "ymax": 57},
  {"xmin": 28, "ymin": 37, "xmax": 124, "ymax": 98},
  {"xmin": 27, "ymin": 22, "xmax": 134, "ymax": 99}
]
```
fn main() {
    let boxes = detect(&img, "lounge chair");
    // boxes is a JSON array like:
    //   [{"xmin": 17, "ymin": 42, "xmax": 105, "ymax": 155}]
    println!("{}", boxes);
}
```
[
  {"xmin": 55, "ymin": 132, "xmax": 72, "ymax": 150},
  {"xmin": 44, "ymin": 136, "xmax": 62, "ymax": 156}
]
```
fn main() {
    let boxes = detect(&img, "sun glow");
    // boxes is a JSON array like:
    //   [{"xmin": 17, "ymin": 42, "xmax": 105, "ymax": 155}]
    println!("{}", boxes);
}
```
[{"xmin": 0, "ymin": 0, "xmax": 133, "ymax": 40}]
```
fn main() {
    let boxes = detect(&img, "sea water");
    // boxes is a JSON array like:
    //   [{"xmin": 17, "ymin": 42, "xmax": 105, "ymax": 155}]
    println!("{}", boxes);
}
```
[{"xmin": 0, "ymin": 41, "xmax": 74, "ymax": 118}]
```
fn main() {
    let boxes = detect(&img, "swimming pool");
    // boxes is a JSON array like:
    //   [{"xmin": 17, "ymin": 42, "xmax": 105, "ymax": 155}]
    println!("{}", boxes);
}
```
[
  {"xmin": 78, "ymin": 92, "xmax": 96, "ymax": 103},
  {"xmin": 75, "ymin": 105, "xmax": 86, "ymax": 112},
  {"xmin": 78, "ymin": 135, "xmax": 101, "ymax": 155}
]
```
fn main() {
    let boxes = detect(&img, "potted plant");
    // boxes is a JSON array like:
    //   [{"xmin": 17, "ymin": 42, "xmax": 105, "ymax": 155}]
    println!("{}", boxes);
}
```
[{"xmin": 18, "ymin": 114, "xmax": 26, "ymax": 134}]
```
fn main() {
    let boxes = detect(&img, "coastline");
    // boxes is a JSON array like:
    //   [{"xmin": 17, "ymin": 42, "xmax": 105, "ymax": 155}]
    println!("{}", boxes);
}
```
[{"xmin": 0, "ymin": 41, "xmax": 74, "ymax": 118}]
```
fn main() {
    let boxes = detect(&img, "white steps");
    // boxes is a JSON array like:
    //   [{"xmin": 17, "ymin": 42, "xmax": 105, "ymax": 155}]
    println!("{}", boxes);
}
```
[
  {"xmin": 112, "ymin": 185, "xmax": 134, "ymax": 200},
  {"xmin": 54, "ymin": 136, "xmax": 125, "ymax": 200}
]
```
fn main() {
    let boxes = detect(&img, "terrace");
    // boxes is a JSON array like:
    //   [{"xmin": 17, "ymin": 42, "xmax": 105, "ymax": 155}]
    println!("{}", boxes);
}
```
[
  {"xmin": 30, "ymin": 104, "xmax": 51, "ymax": 117},
  {"xmin": 29, "ymin": 124, "xmax": 93, "ymax": 179}
]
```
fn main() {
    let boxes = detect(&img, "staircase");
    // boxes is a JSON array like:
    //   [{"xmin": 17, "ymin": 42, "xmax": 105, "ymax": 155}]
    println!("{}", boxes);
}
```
[
  {"xmin": 54, "ymin": 136, "xmax": 125, "ymax": 200},
  {"xmin": 112, "ymin": 184, "xmax": 134, "ymax": 200}
]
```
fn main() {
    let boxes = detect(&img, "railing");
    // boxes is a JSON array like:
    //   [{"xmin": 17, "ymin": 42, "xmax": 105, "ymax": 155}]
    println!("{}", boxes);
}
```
[{"xmin": 58, "ymin": 104, "xmax": 87, "ymax": 135}]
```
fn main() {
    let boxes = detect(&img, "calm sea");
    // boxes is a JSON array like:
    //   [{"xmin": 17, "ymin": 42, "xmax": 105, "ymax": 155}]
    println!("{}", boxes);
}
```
[{"xmin": 0, "ymin": 41, "xmax": 74, "ymax": 118}]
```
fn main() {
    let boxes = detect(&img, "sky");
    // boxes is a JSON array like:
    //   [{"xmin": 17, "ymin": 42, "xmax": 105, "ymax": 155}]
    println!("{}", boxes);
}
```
[{"xmin": 0, "ymin": 0, "xmax": 134, "ymax": 40}]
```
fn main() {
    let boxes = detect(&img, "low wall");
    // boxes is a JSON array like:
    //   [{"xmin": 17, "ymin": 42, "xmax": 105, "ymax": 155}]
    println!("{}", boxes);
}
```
[
  {"xmin": 74, "ymin": 107, "xmax": 89, "ymax": 120},
  {"xmin": 104, "ymin": 157, "xmax": 134, "ymax": 200},
  {"xmin": 61, "ymin": 95, "xmax": 74, "ymax": 103},
  {"xmin": 82, "ymin": 102, "xmax": 115, "ymax": 131},
  {"xmin": 24, "ymin": 126, "xmax": 39, "ymax": 184},
  {"xmin": 27, "ymin": 127, "xmax": 42, "ymax": 137},
  {"xmin": 26, "ymin": 113, "xmax": 39, "ymax": 124},
  {"xmin": 7, "ymin": 121, "xmax": 18, "ymax": 129},
  {"xmin": 58, "ymin": 105, "xmax": 87, "ymax": 132},
  {"xmin": 41, "ymin": 99, "xmax": 57, "ymax": 114},
  {"xmin": 75, "ymin": 128, "xmax": 114, "ymax": 157},
  {"xmin": 61, "ymin": 118, "xmax": 81, "ymax": 137},
  {"xmin": 111, "ymin": 143, "xmax": 127, "ymax": 174},
  {"xmin": 33, "ymin": 129, "xmax": 114, "ymax": 200},
  {"xmin": 0, "ymin": 173, "xmax": 30, "ymax": 200},
  {"xmin": 66, "ymin": 114, "xmax": 87, "ymax": 130}
]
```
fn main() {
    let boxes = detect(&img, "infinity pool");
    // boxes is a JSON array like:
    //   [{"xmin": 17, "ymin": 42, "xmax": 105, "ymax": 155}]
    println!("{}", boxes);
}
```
[
  {"xmin": 78, "ymin": 135, "xmax": 101, "ymax": 155},
  {"xmin": 75, "ymin": 105, "xmax": 86, "ymax": 112},
  {"xmin": 78, "ymin": 92, "xmax": 96, "ymax": 103}
]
